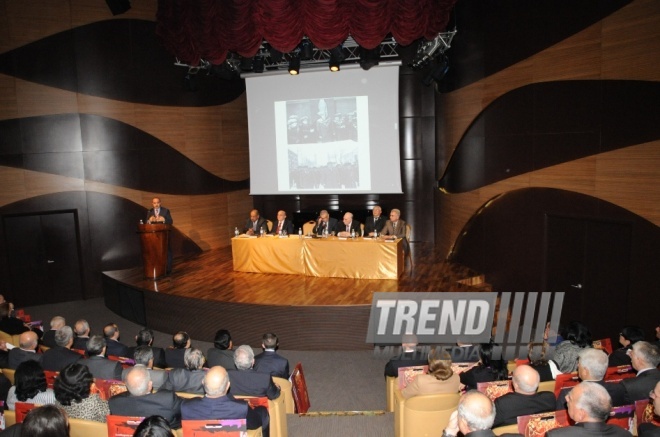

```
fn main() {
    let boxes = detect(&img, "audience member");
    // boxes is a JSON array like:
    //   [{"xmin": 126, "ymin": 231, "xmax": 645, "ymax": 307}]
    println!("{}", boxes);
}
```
[
  {"xmin": 12, "ymin": 404, "xmax": 69, "ymax": 437},
  {"xmin": 162, "ymin": 348, "xmax": 206, "ymax": 394},
  {"xmin": 527, "ymin": 341, "xmax": 556, "ymax": 381},
  {"xmin": 41, "ymin": 326, "xmax": 82, "ymax": 371},
  {"xmin": 442, "ymin": 390, "xmax": 497, "ymax": 437},
  {"xmin": 0, "ymin": 303, "xmax": 32, "ymax": 336},
  {"xmin": 206, "ymin": 329, "xmax": 235, "ymax": 370},
  {"xmin": 637, "ymin": 381, "xmax": 660, "ymax": 437},
  {"xmin": 165, "ymin": 331, "xmax": 191, "ymax": 369},
  {"xmin": 552, "ymin": 321, "xmax": 592, "ymax": 374},
  {"xmin": 364, "ymin": 205, "xmax": 385, "ymax": 237},
  {"xmin": 547, "ymin": 381, "xmax": 632, "ymax": 436},
  {"xmin": 271, "ymin": 210, "xmax": 294, "ymax": 235},
  {"xmin": 654, "ymin": 324, "xmax": 660, "ymax": 349},
  {"xmin": 254, "ymin": 333, "xmax": 290, "ymax": 379},
  {"xmin": 622, "ymin": 341, "xmax": 660, "ymax": 404},
  {"xmin": 384, "ymin": 334, "xmax": 428, "ymax": 377},
  {"xmin": 0, "ymin": 340, "xmax": 8, "ymax": 369},
  {"xmin": 492, "ymin": 365, "xmax": 556, "ymax": 427},
  {"xmin": 243, "ymin": 209, "xmax": 268, "ymax": 236},
  {"xmin": 133, "ymin": 415, "xmax": 175, "ymax": 437},
  {"xmin": 459, "ymin": 342, "xmax": 508, "ymax": 391},
  {"xmin": 6, "ymin": 361, "xmax": 56, "ymax": 410},
  {"xmin": 401, "ymin": 348, "xmax": 460, "ymax": 399},
  {"xmin": 54, "ymin": 362, "xmax": 110, "ymax": 423},
  {"xmin": 84, "ymin": 335, "xmax": 123, "ymax": 380},
  {"xmin": 336, "ymin": 212, "xmax": 361, "ymax": 237},
  {"xmin": 42, "ymin": 316, "xmax": 66, "ymax": 347},
  {"xmin": 128, "ymin": 328, "xmax": 167, "ymax": 369},
  {"xmin": 227, "ymin": 345, "xmax": 280, "ymax": 400},
  {"xmin": 312, "ymin": 210, "xmax": 338, "ymax": 235},
  {"xmin": 181, "ymin": 366, "xmax": 269, "ymax": 436},
  {"xmin": 8, "ymin": 331, "xmax": 41, "ymax": 369},
  {"xmin": 103, "ymin": 323, "xmax": 130, "ymax": 357},
  {"xmin": 122, "ymin": 346, "xmax": 168, "ymax": 391},
  {"xmin": 109, "ymin": 366, "xmax": 183, "ymax": 429},
  {"xmin": 556, "ymin": 348, "xmax": 626, "ymax": 409},
  {"xmin": 609, "ymin": 326, "xmax": 645, "ymax": 367},
  {"xmin": 71, "ymin": 319, "xmax": 91, "ymax": 351}
]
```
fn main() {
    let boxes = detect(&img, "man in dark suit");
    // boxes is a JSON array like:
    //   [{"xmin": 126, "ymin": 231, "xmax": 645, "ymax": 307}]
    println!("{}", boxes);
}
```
[
  {"xmin": 622, "ymin": 341, "xmax": 660, "ymax": 404},
  {"xmin": 243, "ymin": 209, "xmax": 268, "ymax": 236},
  {"xmin": 84, "ymin": 335, "xmax": 123, "ymax": 381},
  {"xmin": 182, "ymin": 366, "xmax": 269, "ymax": 436},
  {"xmin": 492, "ymin": 365, "xmax": 556, "ymax": 427},
  {"xmin": 109, "ymin": 366, "xmax": 183, "ymax": 429},
  {"xmin": 547, "ymin": 382, "xmax": 632, "ymax": 436},
  {"xmin": 71, "ymin": 319, "xmax": 90, "ymax": 351},
  {"xmin": 442, "ymin": 390, "xmax": 498, "ymax": 437},
  {"xmin": 207, "ymin": 329, "xmax": 236, "ymax": 370},
  {"xmin": 122, "ymin": 346, "xmax": 168, "ymax": 391},
  {"xmin": 41, "ymin": 326, "xmax": 83, "ymax": 371},
  {"xmin": 557, "ymin": 348, "xmax": 626, "ymax": 409},
  {"xmin": 364, "ymin": 205, "xmax": 386, "ymax": 237},
  {"xmin": 312, "ymin": 209, "xmax": 338, "ymax": 235},
  {"xmin": 254, "ymin": 333, "xmax": 289, "ymax": 379},
  {"xmin": 103, "ymin": 323, "xmax": 130, "ymax": 357},
  {"xmin": 384, "ymin": 335, "xmax": 428, "ymax": 377},
  {"xmin": 161, "ymin": 348, "xmax": 206, "ymax": 394},
  {"xmin": 127, "ymin": 328, "xmax": 167, "ymax": 369},
  {"xmin": 165, "ymin": 331, "xmax": 191, "ymax": 369},
  {"xmin": 8, "ymin": 331, "xmax": 41, "ymax": 369},
  {"xmin": 227, "ymin": 345, "xmax": 280, "ymax": 400},
  {"xmin": 270, "ymin": 210, "xmax": 295, "ymax": 235},
  {"xmin": 146, "ymin": 197, "xmax": 174, "ymax": 272},
  {"xmin": 0, "ymin": 303, "xmax": 34, "ymax": 336},
  {"xmin": 336, "ymin": 212, "xmax": 361, "ymax": 237},
  {"xmin": 638, "ymin": 381, "xmax": 660, "ymax": 437},
  {"xmin": 41, "ymin": 316, "xmax": 66, "ymax": 348}
]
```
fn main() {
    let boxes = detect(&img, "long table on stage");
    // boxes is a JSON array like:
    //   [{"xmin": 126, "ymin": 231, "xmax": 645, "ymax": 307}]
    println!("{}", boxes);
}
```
[{"xmin": 231, "ymin": 235, "xmax": 404, "ymax": 279}]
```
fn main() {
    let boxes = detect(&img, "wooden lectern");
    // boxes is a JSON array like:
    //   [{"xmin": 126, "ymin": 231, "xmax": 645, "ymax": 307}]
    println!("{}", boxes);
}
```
[{"xmin": 137, "ymin": 223, "xmax": 171, "ymax": 279}]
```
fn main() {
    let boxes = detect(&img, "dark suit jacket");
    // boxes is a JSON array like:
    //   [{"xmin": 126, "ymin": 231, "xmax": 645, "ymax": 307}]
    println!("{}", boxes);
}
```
[
  {"xmin": 337, "ymin": 220, "xmax": 361, "ymax": 236},
  {"xmin": 493, "ymin": 391, "xmax": 556, "ymax": 427},
  {"xmin": 109, "ymin": 389, "xmax": 183, "ymax": 429},
  {"xmin": 364, "ymin": 215, "xmax": 386, "ymax": 235},
  {"xmin": 557, "ymin": 380, "xmax": 626, "ymax": 409},
  {"xmin": 41, "ymin": 329, "xmax": 57, "ymax": 348},
  {"xmin": 41, "ymin": 346, "xmax": 82, "ymax": 371},
  {"xmin": 384, "ymin": 351, "xmax": 429, "ymax": 377},
  {"xmin": 622, "ymin": 368, "xmax": 660, "ymax": 404},
  {"xmin": 72, "ymin": 336, "xmax": 89, "ymax": 351},
  {"xmin": 105, "ymin": 339, "xmax": 130, "ymax": 358},
  {"xmin": 312, "ymin": 217, "xmax": 339, "ymax": 235},
  {"xmin": 270, "ymin": 219, "xmax": 295, "ymax": 235},
  {"xmin": 638, "ymin": 423, "xmax": 660, "ymax": 437},
  {"xmin": 547, "ymin": 421, "xmax": 633, "ymax": 436},
  {"xmin": 608, "ymin": 347, "xmax": 632, "ymax": 367},
  {"xmin": 121, "ymin": 366, "xmax": 169, "ymax": 391},
  {"xmin": 0, "ymin": 318, "xmax": 29, "ymax": 336},
  {"xmin": 146, "ymin": 206, "xmax": 173, "ymax": 224},
  {"xmin": 460, "ymin": 365, "xmax": 505, "ymax": 392},
  {"xmin": 165, "ymin": 348, "xmax": 188, "ymax": 369},
  {"xmin": 84, "ymin": 355, "xmax": 123, "ymax": 381},
  {"xmin": 8, "ymin": 348, "xmax": 41, "ymax": 369},
  {"xmin": 254, "ymin": 351, "xmax": 290, "ymax": 379},
  {"xmin": 206, "ymin": 348, "xmax": 236, "ymax": 370},
  {"xmin": 244, "ymin": 217, "xmax": 268, "ymax": 235},
  {"xmin": 227, "ymin": 369, "xmax": 280, "ymax": 400},
  {"xmin": 162, "ymin": 368, "xmax": 206, "ymax": 394},
  {"xmin": 127, "ymin": 345, "xmax": 167, "ymax": 369},
  {"xmin": 181, "ymin": 394, "xmax": 269, "ymax": 433}
]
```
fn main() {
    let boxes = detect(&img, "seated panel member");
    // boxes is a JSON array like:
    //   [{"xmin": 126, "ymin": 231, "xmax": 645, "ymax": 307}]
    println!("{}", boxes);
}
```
[
  {"xmin": 271, "ymin": 210, "xmax": 294, "ymax": 235},
  {"xmin": 379, "ymin": 208, "xmax": 407, "ymax": 239},
  {"xmin": 312, "ymin": 210, "xmax": 339, "ymax": 235},
  {"xmin": 364, "ymin": 205, "xmax": 386, "ymax": 236},
  {"xmin": 243, "ymin": 209, "xmax": 269, "ymax": 236},
  {"xmin": 336, "ymin": 212, "xmax": 361, "ymax": 237}
]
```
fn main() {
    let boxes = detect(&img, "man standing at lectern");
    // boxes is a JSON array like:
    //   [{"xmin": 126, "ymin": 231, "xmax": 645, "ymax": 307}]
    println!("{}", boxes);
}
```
[{"xmin": 146, "ymin": 197, "xmax": 174, "ymax": 273}]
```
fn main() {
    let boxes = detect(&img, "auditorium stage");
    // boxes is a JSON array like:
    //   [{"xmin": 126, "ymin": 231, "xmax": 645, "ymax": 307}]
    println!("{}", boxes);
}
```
[{"xmin": 102, "ymin": 243, "xmax": 486, "ymax": 350}]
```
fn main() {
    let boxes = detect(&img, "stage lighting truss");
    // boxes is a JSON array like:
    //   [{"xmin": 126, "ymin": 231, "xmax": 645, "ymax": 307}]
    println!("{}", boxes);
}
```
[{"xmin": 409, "ymin": 29, "xmax": 457, "ymax": 70}]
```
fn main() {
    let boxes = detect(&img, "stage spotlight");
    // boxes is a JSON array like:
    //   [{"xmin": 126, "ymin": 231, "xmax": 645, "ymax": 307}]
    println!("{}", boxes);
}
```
[
  {"xmin": 359, "ymin": 46, "xmax": 380, "ymax": 70},
  {"xmin": 268, "ymin": 45, "xmax": 283, "ymax": 63},
  {"xmin": 422, "ymin": 55, "xmax": 450, "ymax": 87},
  {"xmin": 253, "ymin": 56, "xmax": 264, "ymax": 73},
  {"xmin": 288, "ymin": 55, "xmax": 301, "ymax": 75},
  {"xmin": 328, "ymin": 46, "xmax": 345, "ymax": 72},
  {"xmin": 300, "ymin": 40, "xmax": 314, "ymax": 60},
  {"xmin": 240, "ymin": 56, "xmax": 254, "ymax": 72}
]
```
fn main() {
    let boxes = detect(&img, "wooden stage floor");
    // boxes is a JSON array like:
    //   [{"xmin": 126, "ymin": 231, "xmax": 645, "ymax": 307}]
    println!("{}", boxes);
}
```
[{"xmin": 102, "ymin": 243, "xmax": 487, "ymax": 350}]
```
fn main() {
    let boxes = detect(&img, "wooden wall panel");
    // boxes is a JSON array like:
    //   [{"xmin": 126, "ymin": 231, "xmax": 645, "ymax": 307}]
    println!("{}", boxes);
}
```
[
  {"xmin": 0, "ymin": 74, "xmax": 17, "ymax": 119},
  {"xmin": 16, "ymin": 80, "xmax": 78, "ymax": 117}
]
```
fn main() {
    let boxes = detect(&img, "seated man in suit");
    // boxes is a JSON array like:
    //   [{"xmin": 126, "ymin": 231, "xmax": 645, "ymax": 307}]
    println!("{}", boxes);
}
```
[
  {"xmin": 181, "ymin": 366, "xmax": 270, "ymax": 436},
  {"xmin": 379, "ymin": 208, "xmax": 407, "ymax": 240},
  {"xmin": 492, "ymin": 365, "xmax": 556, "ymax": 427},
  {"xmin": 103, "ymin": 323, "xmax": 130, "ymax": 357},
  {"xmin": 128, "ymin": 328, "xmax": 167, "ymax": 369},
  {"xmin": 122, "ymin": 345, "xmax": 168, "ymax": 391},
  {"xmin": 84, "ymin": 335, "xmax": 123, "ymax": 381},
  {"xmin": 243, "ymin": 209, "xmax": 268, "ymax": 236},
  {"xmin": 41, "ymin": 326, "xmax": 82, "ymax": 371},
  {"xmin": 271, "ymin": 210, "xmax": 294, "ymax": 236},
  {"xmin": 72, "ymin": 319, "xmax": 91, "ymax": 351},
  {"xmin": 547, "ymin": 381, "xmax": 632, "ymax": 436},
  {"xmin": 622, "ymin": 341, "xmax": 660, "ymax": 404},
  {"xmin": 336, "ymin": 212, "xmax": 361, "ymax": 238},
  {"xmin": 384, "ymin": 334, "xmax": 428, "ymax": 377},
  {"xmin": 638, "ymin": 381, "xmax": 660, "ymax": 437},
  {"xmin": 442, "ymin": 390, "xmax": 497, "ymax": 437},
  {"xmin": 254, "ymin": 333, "xmax": 289, "ymax": 379},
  {"xmin": 557, "ymin": 348, "xmax": 626, "ymax": 409},
  {"xmin": 207, "ymin": 329, "xmax": 236, "ymax": 370},
  {"xmin": 110, "ymin": 366, "xmax": 183, "ymax": 429},
  {"xmin": 312, "ymin": 209, "xmax": 338, "ymax": 236},
  {"xmin": 41, "ymin": 316, "xmax": 66, "ymax": 347},
  {"xmin": 165, "ymin": 331, "xmax": 191, "ymax": 369},
  {"xmin": 162, "ymin": 348, "xmax": 206, "ymax": 394},
  {"xmin": 364, "ymin": 205, "xmax": 386, "ymax": 237},
  {"xmin": 227, "ymin": 345, "xmax": 280, "ymax": 400},
  {"xmin": 8, "ymin": 331, "xmax": 41, "ymax": 369}
]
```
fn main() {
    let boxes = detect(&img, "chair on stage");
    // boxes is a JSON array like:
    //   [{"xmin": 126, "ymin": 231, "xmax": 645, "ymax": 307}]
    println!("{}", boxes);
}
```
[
  {"xmin": 266, "ymin": 220, "xmax": 273, "ymax": 233},
  {"xmin": 404, "ymin": 223, "xmax": 413, "ymax": 269},
  {"xmin": 302, "ymin": 220, "xmax": 316, "ymax": 235}
]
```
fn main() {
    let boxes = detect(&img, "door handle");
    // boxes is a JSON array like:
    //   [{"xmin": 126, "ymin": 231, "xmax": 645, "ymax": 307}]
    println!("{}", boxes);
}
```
[
  {"xmin": 570, "ymin": 283, "xmax": 582, "ymax": 289},
  {"xmin": 47, "ymin": 260, "xmax": 55, "ymax": 264}
]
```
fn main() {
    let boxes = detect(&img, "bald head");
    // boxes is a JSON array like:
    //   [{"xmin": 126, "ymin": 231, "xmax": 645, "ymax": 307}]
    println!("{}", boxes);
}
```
[
  {"xmin": 458, "ymin": 391, "xmax": 496, "ymax": 433},
  {"xmin": 19, "ymin": 331, "xmax": 39, "ymax": 350},
  {"xmin": 125, "ymin": 366, "xmax": 152, "ymax": 396},
  {"xmin": 204, "ymin": 366, "xmax": 230, "ymax": 398},
  {"xmin": 512, "ymin": 365, "xmax": 540, "ymax": 394}
]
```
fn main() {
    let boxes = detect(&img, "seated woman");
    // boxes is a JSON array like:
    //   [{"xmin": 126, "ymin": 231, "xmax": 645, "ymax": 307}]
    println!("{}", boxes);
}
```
[
  {"xmin": 5, "ymin": 360, "xmax": 56, "ymax": 410},
  {"xmin": 134, "ymin": 415, "xmax": 175, "ymax": 437},
  {"xmin": 54, "ymin": 362, "xmax": 110, "ymax": 422},
  {"xmin": 459, "ymin": 341, "xmax": 508, "ymax": 391},
  {"xmin": 552, "ymin": 321, "xmax": 592, "ymax": 373},
  {"xmin": 401, "ymin": 348, "xmax": 460, "ymax": 399},
  {"xmin": 527, "ymin": 341, "xmax": 557, "ymax": 382},
  {"xmin": 608, "ymin": 326, "xmax": 644, "ymax": 367}
]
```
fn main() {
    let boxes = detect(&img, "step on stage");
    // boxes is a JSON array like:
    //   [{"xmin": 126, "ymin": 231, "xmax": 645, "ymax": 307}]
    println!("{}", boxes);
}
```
[{"xmin": 102, "ymin": 243, "xmax": 485, "ymax": 350}]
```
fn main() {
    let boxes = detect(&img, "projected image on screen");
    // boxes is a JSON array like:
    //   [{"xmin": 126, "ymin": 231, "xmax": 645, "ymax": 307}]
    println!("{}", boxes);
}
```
[{"xmin": 276, "ymin": 97, "xmax": 369, "ymax": 191}]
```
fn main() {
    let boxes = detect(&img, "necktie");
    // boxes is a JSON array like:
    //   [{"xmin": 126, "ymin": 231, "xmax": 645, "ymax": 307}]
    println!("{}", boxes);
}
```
[
  {"xmin": 346, "ymin": 225, "xmax": 350, "ymax": 232},
  {"xmin": 393, "ymin": 222, "xmax": 397, "ymax": 231},
  {"xmin": 253, "ymin": 221, "xmax": 258, "ymax": 231},
  {"xmin": 277, "ymin": 222, "xmax": 282, "ymax": 233},
  {"xmin": 155, "ymin": 209, "xmax": 159, "ymax": 218}
]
